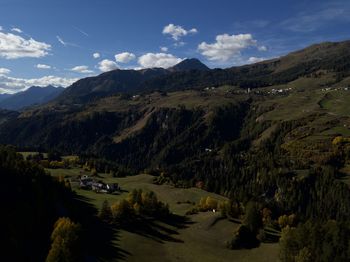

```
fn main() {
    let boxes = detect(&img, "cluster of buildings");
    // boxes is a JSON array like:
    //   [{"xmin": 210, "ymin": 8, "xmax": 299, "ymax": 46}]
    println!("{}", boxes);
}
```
[
  {"xmin": 321, "ymin": 86, "xmax": 349, "ymax": 92},
  {"xmin": 79, "ymin": 175, "xmax": 120, "ymax": 194}
]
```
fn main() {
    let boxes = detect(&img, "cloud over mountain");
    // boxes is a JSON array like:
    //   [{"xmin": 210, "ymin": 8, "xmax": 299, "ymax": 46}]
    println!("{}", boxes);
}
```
[
  {"xmin": 71, "ymin": 65, "xmax": 94, "ymax": 74},
  {"xmin": 0, "ymin": 75, "xmax": 78, "ymax": 93},
  {"xmin": 115, "ymin": 52, "xmax": 136, "ymax": 63},
  {"xmin": 138, "ymin": 53, "xmax": 183, "ymax": 68},
  {"xmin": 98, "ymin": 59, "xmax": 118, "ymax": 72},
  {"xmin": 198, "ymin": 33, "xmax": 258, "ymax": 62}
]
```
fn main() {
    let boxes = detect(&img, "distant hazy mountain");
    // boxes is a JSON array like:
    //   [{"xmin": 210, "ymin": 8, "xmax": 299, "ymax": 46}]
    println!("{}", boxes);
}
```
[
  {"xmin": 169, "ymin": 58, "xmax": 210, "ymax": 72},
  {"xmin": 0, "ymin": 93, "xmax": 12, "ymax": 103},
  {"xmin": 0, "ymin": 85, "xmax": 64, "ymax": 110}
]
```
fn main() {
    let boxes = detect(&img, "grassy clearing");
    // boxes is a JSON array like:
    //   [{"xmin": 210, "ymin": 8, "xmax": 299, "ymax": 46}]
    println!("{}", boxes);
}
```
[
  {"xmin": 260, "ymin": 91, "xmax": 324, "ymax": 121},
  {"xmin": 318, "ymin": 91, "xmax": 350, "ymax": 116},
  {"xmin": 119, "ymin": 212, "xmax": 279, "ymax": 262},
  {"xmin": 47, "ymin": 169, "xmax": 279, "ymax": 261},
  {"xmin": 321, "ymin": 126, "xmax": 350, "ymax": 136}
]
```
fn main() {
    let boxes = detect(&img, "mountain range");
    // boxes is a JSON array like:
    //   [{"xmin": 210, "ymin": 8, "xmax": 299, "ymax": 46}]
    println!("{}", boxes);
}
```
[
  {"xmin": 0, "ymin": 85, "xmax": 64, "ymax": 110},
  {"xmin": 1, "ymin": 40, "xmax": 350, "ymax": 153},
  {"xmin": 47, "ymin": 40, "xmax": 350, "ymax": 105},
  {"xmin": 55, "ymin": 58, "xmax": 209, "ymax": 104}
]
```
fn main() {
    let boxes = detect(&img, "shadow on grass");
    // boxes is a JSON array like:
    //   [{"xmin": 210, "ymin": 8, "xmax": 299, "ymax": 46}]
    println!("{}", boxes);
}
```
[
  {"xmin": 71, "ymin": 193, "xmax": 130, "ymax": 261},
  {"xmin": 263, "ymin": 227, "xmax": 281, "ymax": 243},
  {"xmin": 122, "ymin": 214, "xmax": 194, "ymax": 244}
]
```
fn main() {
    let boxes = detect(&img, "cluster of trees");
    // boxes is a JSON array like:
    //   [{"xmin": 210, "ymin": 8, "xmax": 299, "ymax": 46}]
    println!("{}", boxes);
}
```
[
  {"xmin": 25, "ymin": 150, "xmax": 79, "ymax": 169},
  {"xmin": 186, "ymin": 196, "xmax": 221, "ymax": 215},
  {"xmin": 227, "ymin": 202, "xmax": 263, "ymax": 249},
  {"xmin": 279, "ymin": 221, "xmax": 350, "ymax": 262},
  {"xmin": 198, "ymin": 196, "xmax": 219, "ymax": 211},
  {"xmin": 99, "ymin": 189, "xmax": 170, "ymax": 225},
  {"xmin": 79, "ymin": 156, "xmax": 136, "ymax": 177},
  {"xmin": 188, "ymin": 196, "xmax": 243, "ymax": 219}
]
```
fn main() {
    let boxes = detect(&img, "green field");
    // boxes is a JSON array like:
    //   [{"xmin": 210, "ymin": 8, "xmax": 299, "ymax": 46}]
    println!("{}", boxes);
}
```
[{"xmin": 48, "ymin": 168, "xmax": 279, "ymax": 262}]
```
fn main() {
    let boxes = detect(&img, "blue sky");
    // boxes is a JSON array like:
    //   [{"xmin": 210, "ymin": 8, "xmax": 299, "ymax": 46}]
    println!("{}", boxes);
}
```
[{"xmin": 0, "ymin": 0, "xmax": 350, "ymax": 93}]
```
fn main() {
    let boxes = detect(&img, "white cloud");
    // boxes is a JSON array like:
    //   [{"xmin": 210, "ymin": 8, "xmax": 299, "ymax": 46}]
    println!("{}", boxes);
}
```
[
  {"xmin": 0, "ymin": 75, "xmax": 79, "ymax": 93},
  {"xmin": 198, "ymin": 33, "xmax": 257, "ymax": 62},
  {"xmin": 93, "ymin": 52, "xmax": 100, "ymax": 59},
  {"xmin": 247, "ymin": 57, "xmax": 266, "ymax": 64},
  {"xmin": 0, "ymin": 67, "xmax": 11, "ymax": 75},
  {"xmin": 115, "ymin": 52, "xmax": 136, "ymax": 63},
  {"xmin": 160, "ymin": 46, "xmax": 168, "ymax": 52},
  {"xmin": 258, "ymin": 45, "xmax": 267, "ymax": 51},
  {"xmin": 138, "ymin": 53, "xmax": 183, "ymax": 68},
  {"xmin": 71, "ymin": 65, "xmax": 94, "ymax": 74},
  {"xmin": 11, "ymin": 27, "xmax": 22, "ymax": 33},
  {"xmin": 0, "ymin": 26, "xmax": 3, "ymax": 31},
  {"xmin": 174, "ymin": 41, "xmax": 185, "ymax": 47},
  {"xmin": 0, "ymin": 32, "xmax": 51, "ymax": 59},
  {"xmin": 162, "ymin": 24, "xmax": 198, "ymax": 41},
  {"xmin": 98, "ymin": 59, "xmax": 118, "ymax": 72},
  {"xmin": 36, "ymin": 64, "xmax": 51, "ymax": 69}
]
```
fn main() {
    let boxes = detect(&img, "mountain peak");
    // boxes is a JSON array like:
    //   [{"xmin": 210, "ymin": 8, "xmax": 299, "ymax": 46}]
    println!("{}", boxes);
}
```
[{"xmin": 169, "ymin": 58, "xmax": 209, "ymax": 72}]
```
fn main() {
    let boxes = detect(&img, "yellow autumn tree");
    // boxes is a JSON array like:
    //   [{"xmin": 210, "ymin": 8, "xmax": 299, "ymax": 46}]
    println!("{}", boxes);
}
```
[{"xmin": 46, "ymin": 217, "xmax": 82, "ymax": 262}]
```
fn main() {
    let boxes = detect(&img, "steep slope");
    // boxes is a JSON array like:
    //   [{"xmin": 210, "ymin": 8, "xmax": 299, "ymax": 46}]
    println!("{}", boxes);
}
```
[
  {"xmin": 0, "ymin": 88, "xmax": 246, "ymax": 152},
  {"xmin": 0, "ymin": 85, "xmax": 64, "ymax": 110}
]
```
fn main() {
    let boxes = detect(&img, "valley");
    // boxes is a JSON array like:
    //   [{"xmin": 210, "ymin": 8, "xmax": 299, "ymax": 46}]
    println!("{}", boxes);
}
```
[
  {"xmin": 49, "ymin": 168, "xmax": 279, "ymax": 262},
  {"xmin": 2, "ymin": 38, "xmax": 350, "ymax": 262}
]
